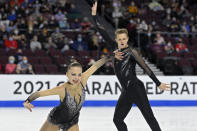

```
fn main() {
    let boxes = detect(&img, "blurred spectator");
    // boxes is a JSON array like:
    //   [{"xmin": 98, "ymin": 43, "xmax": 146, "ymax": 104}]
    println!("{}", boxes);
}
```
[
  {"xmin": 112, "ymin": 0, "xmax": 121, "ymax": 9},
  {"xmin": 12, "ymin": 28, "xmax": 21, "ymax": 40},
  {"xmin": 151, "ymin": 21, "xmax": 160, "ymax": 31},
  {"xmin": 16, "ymin": 56, "xmax": 34, "ymax": 74},
  {"xmin": 55, "ymin": 10, "xmax": 65, "ymax": 21},
  {"xmin": 162, "ymin": 15, "xmax": 172, "ymax": 29},
  {"xmin": 175, "ymin": 38, "xmax": 189, "ymax": 53},
  {"xmin": 128, "ymin": 1, "xmax": 138, "ymax": 15},
  {"xmin": 138, "ymin": 4, "xmax": 147, "ymax": 16},
  {"xmin": 30, "ymin": 35, "xmax": 42, "ymax": 52},
  {"xmin": 147, "ymin": 24, "xmax": 153, "ymax": 44},
  {"xmin": 64, "ymin": 0, "xmax": 72, "ymax": 12},
  {"xmin": 58, "ymin": 0, "xmax": 67, "ymax": 6},
  {"xmin": 69, "ymin": 4, "xmax": 79, "ymax": 14},
  {"xmin": 165, "ymin": 7, "xmax": 171, "ymax": 16},
  {"xmin": 126, "ymin": 19, "xmax": 137, "ymax": 34},
  {"xmin": 81, "ymin": 17, "xmax": 92, "ymax": 32},
  {"xmin": 4, "ymin": 34, "xmax": 18, "ymax": 51},
  {"xmin": 44, "ymin": 37, "xmax": 57, "ymax": 50},
  {"xmin": 191, "ymin": 25, "xmax": 197, "ymax": 33},
  {"xmin": 6, "ymin": 21, "xmax": 16, "ymax": 33},
  {"xmin": 18, "ymin": 34, "xmax": 28, "ymax": 49},
  {"xmin": 149, "ymin": 0, "xmax": 164, "ymax": 11},
  {"xmin": 39, "ymin": 27, "xmax": 49, "ymax": 43},
  {"xmin": 153, "ymin": 32, "xmax": 166, "ymax": 46},
  {"xmin": 71, "ymin": 34, "xmax": 88, "ymax": 51},
  {"xmin": 138, "ymin": 20, "xmax": 148, "ymax": 31},
  {"xmin": 18, "ymin": 18, "xmax": 27, "ymax": 29},
  {"xmin": 101, "ymin": 4, "xmax": 105, "ymax": 17},
  {"xmin": 8, "ymin": 10, "xmax": 17, "ymax": 21},
  {"xmin": 48, "ymin": 16, "xmax": 58, "ymax": 28},
  {"xmin": 59, "ymin": 17, "xmax": 70, "ymax": 29},
  {"xmin": 170, "ymin": 17, "xmax": 180, "ymax": 32},
  {"xmin": 9, "ymin": 0, "xmax": 16, "ymax": 7},
  {"xmin": 89, "ymin": 32, "xmax": 100, "ymax": 50},
  {"xmin": 25, "ymin": 29, "xmax": 34, "ymax": 42},
  {"xmin": 48, "ymin": 0, "xmax": 56, "ymax": 5},
  {"xmin": 51, "ymin": 27, "xmax": 64, "ymax": 44},
  {"xmin": 112, "ymin": 7, "xmax": 122, "ymax": 28},
  {"xmin": 0, "ymin": 25, "xmax": 7, "ymax": 47},
  {"xmin": 17, "ymin": 6, "xmax": 26, "ymax": 19},
  {"xmin": 27, "ymin": 17, "xmax": 34, "ymax": 32},
  {"xmin": 181, "ymin": 21, "xmax": 190, "ymax": 33},
  {"xmin": 5, "ymin": 56, "xmax": 16, "ymax": 74},
  {"xmin": 70, "ymin": 18, "xmax": 81, "ymax": 29},
  {"xmin": 148, "ymin": 24, "xmax": 153, "ymax": 33},
  {"xmin": 164, "ymin": 41, "xmax": 174, "ymax": 54},
  {"xmin": 33, "ymin": 0, "xmax": 41, "ymax": 16},
  {"xmin": 61, "ymin": 37, "xmax": 71, "ymax": 53},
  {"xmin": 189, "ymin": 16, "xmax": 195, "ymax": 26},
  {"xmin": 39, "ymin": 20, "xmax": 48, "ymax": 31},
  {"xmin": 102, "ymin": 48, "xmax": 109, "ymax": 55},
  {"xmin": 177, "ymin": 5, "xmax": 188, "ymax": 19},
  {"xmin": 15, "ymin": 49, "xmax": 23, "ymax": 63}
]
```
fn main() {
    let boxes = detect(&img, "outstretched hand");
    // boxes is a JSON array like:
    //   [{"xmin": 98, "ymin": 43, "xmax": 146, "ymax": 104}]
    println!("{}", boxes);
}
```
[
  {"xmin": 114, "ymin": 49, "xmax": 124, "ymax": 60},
  {"xmin": 23, "ymin": 101, "xmax": 34, "ymax": 112},
  {"xmin": 92, "ymin": 1, "xmax": 97, "ymax": 16},
  {"xmin": 158, "ymin": 83, "xmax": 171, "ymax": 91}
]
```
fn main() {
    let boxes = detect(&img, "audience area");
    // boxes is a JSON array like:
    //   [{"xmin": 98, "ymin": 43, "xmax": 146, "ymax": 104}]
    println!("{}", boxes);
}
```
[
  {"xmin": 0, "ymin": 0, "xmax": 197, "ymax": 75},
  {"xmin": 0, "ymin": 0, "xmax": 114, "ymax": 74},
  {"xmin": 91, "ymin": 0, "xmax": 197, "ymax": 75}
]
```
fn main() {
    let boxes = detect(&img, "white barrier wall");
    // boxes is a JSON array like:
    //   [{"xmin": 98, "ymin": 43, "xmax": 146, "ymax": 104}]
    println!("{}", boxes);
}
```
[{"xmin": 0, "ymin": 75, "xmax": 197, "ymax": 106}]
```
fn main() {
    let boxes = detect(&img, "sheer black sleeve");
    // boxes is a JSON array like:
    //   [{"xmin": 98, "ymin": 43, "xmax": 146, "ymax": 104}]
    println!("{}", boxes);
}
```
[
  {"xmin": 24, "ymin": 91, "xmax": 40, "ymax": 103},
  {"xmin": 92, "ymin": 15, "xmax": 116, "ymax": 50},
  {"xmin": 129, "ymin": 48, "xmax": 161, "ymax": 87}
]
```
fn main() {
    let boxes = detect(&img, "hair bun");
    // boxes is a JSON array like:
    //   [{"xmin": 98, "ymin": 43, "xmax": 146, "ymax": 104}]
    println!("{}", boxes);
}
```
[
  {"xmin": 67, "ymin": 61, "xmax": 82, "ymax": 72},
  {"xmin": 70, "ymin": 59, "xmax": 77, "ymax": 63}
]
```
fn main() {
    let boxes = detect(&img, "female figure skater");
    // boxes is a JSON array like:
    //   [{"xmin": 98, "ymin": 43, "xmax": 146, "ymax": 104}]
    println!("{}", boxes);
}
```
[
  {"xmin": 91, "ymin": 2, "xmax": 171, "ymax": 131},
  {"xmin": 23, "ymin": 56, "xmax": 112, "ymax": 131}
]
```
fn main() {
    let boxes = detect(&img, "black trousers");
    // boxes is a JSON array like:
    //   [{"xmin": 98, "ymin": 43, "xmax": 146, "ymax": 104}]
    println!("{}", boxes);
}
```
[{"xmin": 113, "ymin": 81, "xmax": 161, "ymax": 131}]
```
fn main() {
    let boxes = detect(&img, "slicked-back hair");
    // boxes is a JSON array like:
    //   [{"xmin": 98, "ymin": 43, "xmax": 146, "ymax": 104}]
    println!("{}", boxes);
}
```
[
  {"xmin": 67, "ymin": 62, "xmax": 82, "ymax": 72},
  {"xmin": 115, "ymin": 28, "xmax": 129, "ymax": 38}
]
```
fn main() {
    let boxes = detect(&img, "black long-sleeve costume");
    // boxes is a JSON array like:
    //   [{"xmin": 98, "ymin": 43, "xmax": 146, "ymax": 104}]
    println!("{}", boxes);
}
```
[{"xmin": 93, "ymin": 15, "xmax": 162, "ymax": 131}]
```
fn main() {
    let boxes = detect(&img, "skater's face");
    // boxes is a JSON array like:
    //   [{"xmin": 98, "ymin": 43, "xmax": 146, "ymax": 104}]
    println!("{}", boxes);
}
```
[
  {"xmin": 67, "ymin": 66, "xmax": 82, "ymax": 85},
  {"xmin": 115, "ymin": 33, "xmax": 129, "ymax": 49}
]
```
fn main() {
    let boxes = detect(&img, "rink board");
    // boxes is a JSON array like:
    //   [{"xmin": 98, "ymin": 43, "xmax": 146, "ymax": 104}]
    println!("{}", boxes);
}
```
[{"xmin": 0, "ymin": 75, "xmax": 197, "ymax": 107}]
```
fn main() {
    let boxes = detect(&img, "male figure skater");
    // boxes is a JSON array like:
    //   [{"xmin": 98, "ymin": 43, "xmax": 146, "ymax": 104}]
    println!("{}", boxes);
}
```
[{"xmin": 91, "ymin": 2, "xmax": 170, "ymax": 131}]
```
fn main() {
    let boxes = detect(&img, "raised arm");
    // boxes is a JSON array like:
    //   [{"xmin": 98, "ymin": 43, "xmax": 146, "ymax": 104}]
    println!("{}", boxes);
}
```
[
  {"xmin": 23, "ymin": 86, "xmax": 63, "ymax": 112},
  {"xmin": 81, "ymin": 56, "xmax": 112, "ymax": 86},
  {"xmin": 92, "ymin": 1, "xmax": 116, "ymax": 50}
]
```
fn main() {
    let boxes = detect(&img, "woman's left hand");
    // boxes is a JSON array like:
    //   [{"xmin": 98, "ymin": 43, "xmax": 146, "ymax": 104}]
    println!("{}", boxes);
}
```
[{"xmin": 23, "ymin": 101, "xmax": 34, "ymax": 112}]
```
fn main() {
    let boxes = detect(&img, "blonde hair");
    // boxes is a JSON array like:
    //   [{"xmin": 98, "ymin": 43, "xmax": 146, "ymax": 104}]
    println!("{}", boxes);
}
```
[
  {"xmin": 67, "ymin": 62, "xmax": 82, "ymax": 72},
  {"xmin": 9, "ymin": 56, "xmax": 15, "ymax": 61},
  {"xmin": 115, "ymin": 28, "xmax": 129, "ymax": 38}
]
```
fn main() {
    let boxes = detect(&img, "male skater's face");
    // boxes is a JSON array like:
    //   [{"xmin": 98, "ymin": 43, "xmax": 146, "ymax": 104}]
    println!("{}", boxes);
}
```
[{"xmin": 115, "ymin": 33, "xmax": 129, "ymax": 49}]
